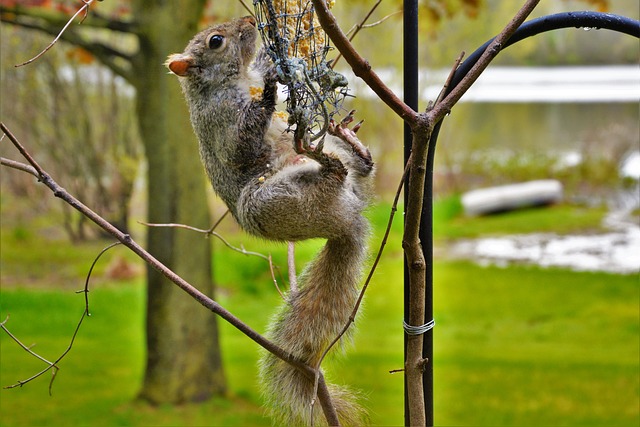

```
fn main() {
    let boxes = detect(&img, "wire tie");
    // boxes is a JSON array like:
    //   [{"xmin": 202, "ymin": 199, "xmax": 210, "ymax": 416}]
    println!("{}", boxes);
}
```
[{"xmin": 403, "ymin": 319, "xmax": 435, "ymax": 336}]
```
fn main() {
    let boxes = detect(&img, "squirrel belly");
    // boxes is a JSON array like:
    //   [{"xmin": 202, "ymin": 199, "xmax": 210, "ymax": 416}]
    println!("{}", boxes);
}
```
[{"xmin": 167, "ymin": 16, "xmax": 374, "ymax": 426}]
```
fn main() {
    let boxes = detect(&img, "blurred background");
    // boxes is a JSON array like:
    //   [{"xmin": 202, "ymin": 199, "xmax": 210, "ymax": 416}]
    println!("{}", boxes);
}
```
[{"xmin": 1, "ymin": 0, "xmax": 638, "ymax": 425}]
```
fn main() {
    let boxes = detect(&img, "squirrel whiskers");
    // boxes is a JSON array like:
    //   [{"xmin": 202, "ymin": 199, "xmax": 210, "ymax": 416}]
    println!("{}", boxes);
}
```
[{"xmin": 167, "ymin": 16, "xmax": 374, "ymax": 426}]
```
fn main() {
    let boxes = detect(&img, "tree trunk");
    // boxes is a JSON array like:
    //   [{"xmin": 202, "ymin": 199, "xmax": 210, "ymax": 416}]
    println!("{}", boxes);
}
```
[{"xmin": 130, "ymin": 0, "xmax": 226, "ymax": 403}]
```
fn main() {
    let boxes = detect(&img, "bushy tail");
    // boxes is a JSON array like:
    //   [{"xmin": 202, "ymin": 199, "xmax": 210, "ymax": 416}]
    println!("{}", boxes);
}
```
[{"xmin": 259, "ymin": 226, "xmax": 368, "ymax": 426}]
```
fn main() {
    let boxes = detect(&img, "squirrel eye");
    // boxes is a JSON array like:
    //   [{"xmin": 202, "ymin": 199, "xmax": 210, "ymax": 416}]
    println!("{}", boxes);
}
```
[{"xmin": 206, "ymin": 34, "xmax": 225, "ymax": 50}]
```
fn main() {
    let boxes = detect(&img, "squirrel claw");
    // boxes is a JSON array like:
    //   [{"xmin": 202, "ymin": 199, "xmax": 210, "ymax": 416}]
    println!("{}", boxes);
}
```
[
  {"xmin": 329, "ymin": 110, "xmax": 364, "ymax": 134},
  {"xmin": 340, "ymin": 110, "xmax": 356, "ymax": 127},
  {"xmin": 294, "ymin": 134, "xmax": 324, "ymax": 157},
  {"xmin": 293, "ymin": 134, "xmax": 344, "ymax": 174},
  {"xmin": 352, "ymin": 119, "xmax": 364, "ymax": 134}
]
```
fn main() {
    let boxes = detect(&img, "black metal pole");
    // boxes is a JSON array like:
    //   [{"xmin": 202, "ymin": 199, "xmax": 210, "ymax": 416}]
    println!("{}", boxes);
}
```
[{"xmin": 404, "ymin": 1, "xmax": 434, "ymax": 426}]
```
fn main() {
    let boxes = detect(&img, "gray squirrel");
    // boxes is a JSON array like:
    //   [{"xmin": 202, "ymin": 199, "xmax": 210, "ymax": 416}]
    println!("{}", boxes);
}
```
[{"xmin": 166, "ymin": 15, "xmax": 374, "ymax": 426}]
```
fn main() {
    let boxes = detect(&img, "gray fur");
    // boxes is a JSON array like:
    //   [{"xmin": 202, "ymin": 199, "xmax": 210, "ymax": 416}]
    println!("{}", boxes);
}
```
[{"xmin": 167, "ymin": 16, "xmax": 374, "ymax": 426}]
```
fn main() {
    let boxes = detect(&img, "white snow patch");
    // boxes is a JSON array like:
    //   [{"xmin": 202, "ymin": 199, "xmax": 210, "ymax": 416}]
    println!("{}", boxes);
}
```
[{"xmin": 448, "ymin": 211, "xmax": 640, "ymax": 274}]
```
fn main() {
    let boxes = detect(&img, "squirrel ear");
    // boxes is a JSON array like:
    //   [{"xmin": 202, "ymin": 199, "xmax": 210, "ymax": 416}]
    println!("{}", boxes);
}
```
[{"xmin": 165, "ymin": 54, "xmax": 194, "ymax": 77}]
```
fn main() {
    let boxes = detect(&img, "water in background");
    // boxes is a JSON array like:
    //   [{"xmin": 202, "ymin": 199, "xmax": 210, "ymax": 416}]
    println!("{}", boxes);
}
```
[{"xmin": 348, "ymin": 66, "xmax": 640, "ymax": 207}]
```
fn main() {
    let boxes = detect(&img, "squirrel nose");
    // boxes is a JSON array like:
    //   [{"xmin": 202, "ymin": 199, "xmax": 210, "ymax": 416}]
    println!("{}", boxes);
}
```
[{"xmin": 242, "ymin": 16, "xmax": 257, "ymax": 27}]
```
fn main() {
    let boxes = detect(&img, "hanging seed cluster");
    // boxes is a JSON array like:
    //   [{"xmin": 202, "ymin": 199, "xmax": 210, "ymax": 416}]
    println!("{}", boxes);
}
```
[{"xmin": 254, "ymin": 0, "xmax": 349, "ymax": 140}]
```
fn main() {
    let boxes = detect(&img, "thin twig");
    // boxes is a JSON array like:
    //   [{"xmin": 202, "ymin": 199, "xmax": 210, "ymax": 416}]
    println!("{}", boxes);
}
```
[
  {"xmin": 344, "ymin": 10, "xmax": 402, "ymax": 39},
  {"xmin": 433, "ymin": 51, "xmax": 466, "ymax": 107},
  {"xmin": 310, "ymin": 153, "xmax": 413, "ymax": 407},
  {"xmin": 2, "ymin": 241, "xmax": 120, "ymax": 393},
  {"xmin": 287, "ymin": 241, "xmax": 298, "ymax": 293},
  {"xmin": 15, "ymin": 0, "xmax": 100, "ymax": 67},
  {"xmin": 140, "ymin": 221, "xmax": 269, "ymax": 259},
  {"xmin": 209, "ymin": 209, "xmax": 230, "ymax": 233},
  {"xmin": 0, "ymin": 316, "xmax": 57, "ymax": 370},
  {"xmin": 236, "ymin": 0, "xmax": 255, "ymax": 17},
  {"xmin": 312, "ymin": 0, "xmax": 417, "ymax": 124},
  {"xmin": 331, "ymin": 0, "xmax": 387, "ymax": 67},
  {"xmin": 1, "ymin": 157, "xmax": 38, "ymax": 178},
  {"xmin": 361, "ymin": 10, "xmax": 402, "ymax": 29},
  {"xmin": 346, "ymin": 0, "xmax": 383, "ymax": 40},
  {"xmin": 267, "ymin": 254, "xmax": 287, "ymax": 300},
  {"xmin": 139, "ymin": 220, "xmax": 288, "ymax": 299}
]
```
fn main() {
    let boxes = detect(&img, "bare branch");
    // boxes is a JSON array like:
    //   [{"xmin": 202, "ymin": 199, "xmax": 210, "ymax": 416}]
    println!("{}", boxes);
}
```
[
  {"xmin": 355, "ymin": 10, "xmax": 402, "ymax": 32},
  {"xmin": 1, "ymin": 316, "xmax": 58, "ymax": 372},
  {"xmin": 139, "ymin": 220, "xmax": 288, "ymax": 299},
  {"xmin": 0, "ymin": 157, "xmax": 38, "ymax": 178},
  {"xmin": 1, "ymin": 6, "xmax": 134, "ymax": 81},
  {"xmin": 210, "ymin": 209, "xmax": 230, "ymax": 232},
  {"xmin": 429, "ymin": 0, "xmax": 542, "ymax": 122},
  {"xmin": 314, "ymin": 153, "xmax": 412, "ymax": 376},
  {"xmin": 0, "ymin": 122, "xmax": 318, "ymax": 387},
  {"xmin": 330, "ymin": 0, "xmax": 387, "ymax": 68},
  {"xmin": 312, "ymin": 0, "xmax": 417, "ymax": 125},
  {"xmin": 10, "ymin": 0, "xmax": 101, "ymax": 67},
  {"xmin": 403, "ymin": 120, "xmax": 432, "ymax": 427},
  {"xmin": 433, "ymin": 51, "xmax": 466, "ymax": 107},
  {"xmin": 1, "ymin": 241, "xmax": 121, "ymax": 392}
]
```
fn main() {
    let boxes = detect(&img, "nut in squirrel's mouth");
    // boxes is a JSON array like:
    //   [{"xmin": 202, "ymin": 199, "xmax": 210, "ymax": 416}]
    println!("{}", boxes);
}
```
[{"xmin": 165, "ymin": 53, "xmax": 196, "ymax": 77}]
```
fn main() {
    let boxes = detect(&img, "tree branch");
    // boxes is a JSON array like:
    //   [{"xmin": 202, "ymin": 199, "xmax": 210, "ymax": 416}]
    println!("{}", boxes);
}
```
[
  {"xmin": 2, "ymin": 241, "xmax": 121, "ymax": 393},
  {"xmin": 0, "ymin": 122, "xmax": 323, "ymax": 397},
  {"xmin": 402, "ymin": 117, "xmax": 431, "ymax": 427},
  {"xmin": 1, "ymin": 157, "xmax": 38, "ymax": 178},
  {"xmin": 1, "ymin": 6, "xmax": 134, "ymax": 82},
  {"xmin": 139, "ymin": 221, "xmax": 288, "ymax": 300},
  {"xmin": 428, "ymin": 0, "xmax": 541, "ymax": 122},
  {"xmin": 399, "ymin": 1, "xmax": 542, "ymax": 424},
  {"xmin": 0, "ymin": 4, "xmax": 136, "ymax": 34},
  {"xmin": 311, "ymin": 0, "xmax": 417, "ymax": 125}
]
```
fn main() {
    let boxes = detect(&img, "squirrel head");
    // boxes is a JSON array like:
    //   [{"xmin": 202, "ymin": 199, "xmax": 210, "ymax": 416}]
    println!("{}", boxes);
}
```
[{"xmin": 166, "ymin": 16, "xmax": 258, "ymax": 85}]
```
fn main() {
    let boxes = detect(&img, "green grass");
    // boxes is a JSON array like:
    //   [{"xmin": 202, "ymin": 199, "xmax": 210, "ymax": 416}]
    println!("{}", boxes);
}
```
[
  {"xmin": 365, "ymin": 198, "xmax": 609, "ymax": 244},
  {"xmin": 1, "ymin": 202, "xmax": 637, "ymax": 426},
  {"xmin": 433, "ymin": 263, "xmax": 639, "ymax": 426},
  {"xmin": 1, "ymin": 263, "xmax": 637, "ymax": 426},
  {"xmin": 430, "ymin": 195, "xmax": 609, "ymax": 239}
]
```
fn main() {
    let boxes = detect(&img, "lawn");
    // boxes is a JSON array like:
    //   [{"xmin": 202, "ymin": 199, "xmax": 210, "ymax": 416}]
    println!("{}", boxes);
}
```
[{"xmin": 1, "ymin": 201, "xmax": 638, "ymax": 426}]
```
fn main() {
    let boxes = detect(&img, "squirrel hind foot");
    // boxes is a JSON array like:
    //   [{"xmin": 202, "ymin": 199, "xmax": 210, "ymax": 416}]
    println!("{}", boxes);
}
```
[{"xmin": 328, "ymin": 111, "xmax": 374, "ymax": 175}]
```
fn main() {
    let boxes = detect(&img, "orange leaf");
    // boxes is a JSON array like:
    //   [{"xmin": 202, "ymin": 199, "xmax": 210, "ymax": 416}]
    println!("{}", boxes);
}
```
[{"xmin": 67, "ymin": 47, "xmax": 95, "ymax": 65}]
